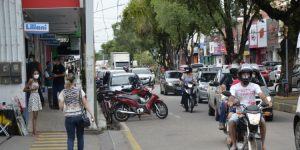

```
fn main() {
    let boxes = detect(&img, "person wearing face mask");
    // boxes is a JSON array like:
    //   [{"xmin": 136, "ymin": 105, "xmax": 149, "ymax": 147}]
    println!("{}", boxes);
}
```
[{"xmin": 23, "ymin": 70, "xmax": 43, "ymax": 136}]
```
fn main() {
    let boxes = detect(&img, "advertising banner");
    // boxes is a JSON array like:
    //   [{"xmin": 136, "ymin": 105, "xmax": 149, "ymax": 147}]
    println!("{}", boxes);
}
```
[
  {"xmin": 257, "ymin": 19, "xmax": 267, "ymax": 48},
  {"xmin": 249, "ymin": 24, "xmax": 258, "ymax": 48}
]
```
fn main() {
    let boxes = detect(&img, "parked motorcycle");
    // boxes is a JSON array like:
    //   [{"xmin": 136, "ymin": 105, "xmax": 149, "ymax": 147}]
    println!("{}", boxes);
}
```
[
  {"xmin": 182, "ymin": 82, "xmax": 197, "ymax": 113},
  {"xmin": 112, "ymin": 85, "xmax": 168, "ymax": 122},
  {"xmin": 222, "ymin": 91, "xmax": 269, "ymax": 150}
]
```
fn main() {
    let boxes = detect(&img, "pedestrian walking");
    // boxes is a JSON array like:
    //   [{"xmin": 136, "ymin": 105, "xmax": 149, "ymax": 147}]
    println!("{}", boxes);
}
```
[
  {"xmin": 44, "ymin": 61, "xmax": 53, "ymax": 108},
  {"xmin": 58, "ymin": 74, "xmax": 95, "ymax": 150},
  {"xmin": 23, "ymin": 70, "xmax": 43, "ymax": 136},
  {"xmin": 52, "ymin": 58, "xmax": 65, "ymax": 109}
]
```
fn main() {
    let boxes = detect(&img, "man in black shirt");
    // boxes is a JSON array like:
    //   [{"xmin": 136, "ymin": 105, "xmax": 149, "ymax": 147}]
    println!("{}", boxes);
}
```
[{"xmin": 52, "ymin": 58, "xmax": 65, "ymax": 109}]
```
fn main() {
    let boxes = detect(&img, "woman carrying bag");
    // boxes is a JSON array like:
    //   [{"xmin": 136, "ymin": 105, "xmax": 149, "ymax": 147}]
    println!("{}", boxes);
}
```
[{"xmin": 58, "ymin": 74, "xmax": 95, "ymax": 150}]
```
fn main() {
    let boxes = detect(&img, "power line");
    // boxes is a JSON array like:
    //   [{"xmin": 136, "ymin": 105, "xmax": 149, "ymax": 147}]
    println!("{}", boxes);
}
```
[
  {"xmin": 100, "ymin": 0, "xmax": 109, "ymax": 41},
  {"xmin": 94, "ymin": 4, "xmax": 125, "ymax": 13}
]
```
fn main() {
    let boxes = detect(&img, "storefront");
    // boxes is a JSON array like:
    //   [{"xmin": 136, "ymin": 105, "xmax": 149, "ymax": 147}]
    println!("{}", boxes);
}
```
[{"xmin": 0, "ymin": 0, "xmax": 98, "ymax": 134}]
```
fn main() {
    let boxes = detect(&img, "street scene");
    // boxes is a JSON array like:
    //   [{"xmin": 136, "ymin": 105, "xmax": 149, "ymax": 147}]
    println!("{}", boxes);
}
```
[{"xmin": 0, "ymin": 0, "xmax": 300, "ymax": 150}]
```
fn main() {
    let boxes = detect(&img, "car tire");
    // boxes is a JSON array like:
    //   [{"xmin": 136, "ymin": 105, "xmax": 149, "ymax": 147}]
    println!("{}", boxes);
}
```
[
  {"xmin": 208, "ymin": 104, "xmax": 215, "ymax": 116},
  {"xmin": 295, "ymin": 121, "xmax": 300, "ymax": 150},
  {"xmin": 160, "ymin": 85, "xmax": 163, "ymax": 94}
]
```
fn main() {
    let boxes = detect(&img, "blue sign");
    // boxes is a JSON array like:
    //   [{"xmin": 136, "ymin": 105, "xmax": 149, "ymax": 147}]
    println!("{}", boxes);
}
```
[
  {"xmin": 45, "ymin": 40, "xmax": 60, "ymax": 46},
  {"xmin": 40, "ymin": 34, "xmax": 56, "ymax": 40},
  {"xmin": 24, "ymin": 22, "xmax": 49, "ymax": 34}
]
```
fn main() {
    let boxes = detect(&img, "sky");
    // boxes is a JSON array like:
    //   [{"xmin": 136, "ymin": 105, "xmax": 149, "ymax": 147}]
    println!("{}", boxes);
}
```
[{"xmin": 93, "ymin": 0, "xmax": 130, "ymax": 52}]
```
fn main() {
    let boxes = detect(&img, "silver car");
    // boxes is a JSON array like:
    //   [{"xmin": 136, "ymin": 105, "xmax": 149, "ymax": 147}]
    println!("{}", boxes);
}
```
[
  {"xmin": 195, "ymin": 71, "xmax": 218, "ymax": 103},
  {"xmin": 108, "ymin": 73, "xmax": 138, "ymax": 91},
  {"xmin": 132, "ymin": 68, "xmax": 155, "ymax": 85}
]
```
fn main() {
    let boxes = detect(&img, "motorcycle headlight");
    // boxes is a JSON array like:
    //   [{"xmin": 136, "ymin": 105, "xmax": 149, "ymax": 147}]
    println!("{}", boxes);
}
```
[
  {"xmin": 247, "ymin": 113, "xmax": 261, "ymax": 125},
  {"xmin": 266, "ymin": 96, "xmax": 272, "ymax": 102},
  {"xmin": 188, "ymin": 84, "xmax": 193, "ymax": 88},
  {"xmin": 168, "ymin": 82, "xmax": 173, "ymax": 86}
]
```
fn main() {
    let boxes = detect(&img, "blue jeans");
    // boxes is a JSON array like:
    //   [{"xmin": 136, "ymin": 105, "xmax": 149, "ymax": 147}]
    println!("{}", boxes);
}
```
[
  {"xmin": 52, "ymin": 84, "xmax": 64, "ymax": 108},
  {"xmin": 65, "ymin": 115, "xmax": 84, "ymax": 150},
  {"xmin": 219, "ymin": 101, "xmax": 227, "ymax": 124}
]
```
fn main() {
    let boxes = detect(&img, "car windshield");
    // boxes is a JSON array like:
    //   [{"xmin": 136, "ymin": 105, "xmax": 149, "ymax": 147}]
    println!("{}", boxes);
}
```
[
  {"xmin": 200, "ymin": 73, "xmax": 217, "ymax": 82},
  {"xmin": 166, "ymin": 72, "xmax": 182, "ymax": 78},
  {"xmin": 132, "ymin": 69, "xmax": 151, "ymax": 74},
  {"xmin": 111, "ymin": 75, "xmax": 132, "ymax": 86}
]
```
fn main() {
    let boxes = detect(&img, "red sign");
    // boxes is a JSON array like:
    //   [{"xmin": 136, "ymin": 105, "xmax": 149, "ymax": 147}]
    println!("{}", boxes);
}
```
[{"xmin": 22, "ymin": 0, "xmax": 80, "ymax": 9}]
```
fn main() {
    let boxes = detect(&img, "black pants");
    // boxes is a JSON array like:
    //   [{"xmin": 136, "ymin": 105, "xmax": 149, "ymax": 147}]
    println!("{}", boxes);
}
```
[{"xmin": 181, "ymin": 92, "xmax": 189, "ymax": 104}]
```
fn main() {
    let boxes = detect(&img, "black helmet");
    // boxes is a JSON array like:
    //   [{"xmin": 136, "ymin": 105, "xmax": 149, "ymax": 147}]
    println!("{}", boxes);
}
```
[
  {"xmin": 184, "ymin": 66, "xmax": 193, "ymax": 73},
  {"xmin": 229, "ymin": 64, "xmax": 239, "ymax": 78},
  {"xmin": 238, "ymin": 64, "xmax": 252, "ymax": 86}
]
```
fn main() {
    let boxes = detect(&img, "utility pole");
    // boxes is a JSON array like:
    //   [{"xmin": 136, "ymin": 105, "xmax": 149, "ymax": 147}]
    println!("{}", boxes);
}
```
[{"xmin": 284, "ymin": 26, "xmax": 288, "ymax": 83}]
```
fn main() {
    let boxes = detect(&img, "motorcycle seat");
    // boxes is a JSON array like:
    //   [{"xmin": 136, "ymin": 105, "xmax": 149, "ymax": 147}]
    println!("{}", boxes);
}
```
[{"xmin": 117, "ymin": 94, "xmax": 140, "ymax": 101}]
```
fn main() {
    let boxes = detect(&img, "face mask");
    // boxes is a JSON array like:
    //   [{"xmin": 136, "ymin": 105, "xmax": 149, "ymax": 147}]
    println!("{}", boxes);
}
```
[{"xmin": 34, "ymin": 74, "xmax": 39, "ymax": 79}]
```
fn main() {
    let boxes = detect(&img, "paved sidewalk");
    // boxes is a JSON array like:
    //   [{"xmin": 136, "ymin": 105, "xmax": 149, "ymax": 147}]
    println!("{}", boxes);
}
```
[
  {"xmin": 273, "ymin": 95, "xmax": 298, "ymax": 114},
  {"xmin": 0, "ymin": 99, "xmax": 133, "ymax": 150}
]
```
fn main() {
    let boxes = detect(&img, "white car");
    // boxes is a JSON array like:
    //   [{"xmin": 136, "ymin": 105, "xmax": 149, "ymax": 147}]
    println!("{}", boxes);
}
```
[
  {"xmin": 108, "ymin": 73, "xmax": 138, "ymax": 91},
  {"xmin": 132, "ymin": 68, "xmax": 155, "ymax": 85},
  {"xmin": 269, "ymin": 65, "xmax": 281, "ymax": 83}
]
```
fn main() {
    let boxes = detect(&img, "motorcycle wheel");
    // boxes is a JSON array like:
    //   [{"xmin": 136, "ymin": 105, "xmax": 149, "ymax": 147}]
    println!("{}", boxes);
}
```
[
  {"xmin": 189, "ymin": 97, "xmax": 194, "ymax": 113},
  {"xmin": 153, "ymin": 101, "xmax": 168, "ymax": 119},
  {"xmin": 114, "ymin": 104, "xmax": 130, "ymax": 122},
  {"xmin": 249, "ymin": 138, "xmax": 263, "ymax": 150}
]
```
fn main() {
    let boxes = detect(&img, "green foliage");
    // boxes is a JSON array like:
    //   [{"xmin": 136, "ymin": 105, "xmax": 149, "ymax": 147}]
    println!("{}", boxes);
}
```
[{"xmin": 134, "ymin": 51, "xmax": 155, "ymax": 66}]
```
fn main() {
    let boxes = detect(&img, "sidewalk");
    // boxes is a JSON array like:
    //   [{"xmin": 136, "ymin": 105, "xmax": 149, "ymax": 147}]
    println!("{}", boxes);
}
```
[
  {"xmin": 0, "ymin": 95, "xmax": 134, "ymax": 150},
  {"xmin": 273, "ymin": 95, "xmax": 298, "ymax": 114}
]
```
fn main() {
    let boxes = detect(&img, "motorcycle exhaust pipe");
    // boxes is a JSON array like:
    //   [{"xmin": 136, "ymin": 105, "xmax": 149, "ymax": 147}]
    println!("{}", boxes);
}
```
[{"xmin": 116, "ymin": 110, "xmax": 136, "ymax": 114}]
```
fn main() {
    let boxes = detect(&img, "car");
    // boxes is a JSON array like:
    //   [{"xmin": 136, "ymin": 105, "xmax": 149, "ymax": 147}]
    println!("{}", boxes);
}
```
[
  {"xmin": 207, "ymin": 68, "xmax": 230, "ymax": 117},
  {"xmin": 195, "ymin": 71, "xmax": 218, "ymax": 103},
  {"xmin": 269, "ymin": 65, "xmax": 281, "ymax": 83},
  {"xmin": 108, "ymin": 72, "xmax": 138, "ymax": 91},
  {"xmin": 257, "ymin": 65, "xmax": 270, "ymax": 83},
  {"xmin": 207, "ymin": 65, "xmax": 275, "ymax": 121},
  {"xmin": 292, "ymin": 64, "xmax": 300, "ymax": 88},
  {"xmin": 191, "ymin": 63, "xmax": 204, "ymax": 72},
  {"xmin": 262, "ymin": 61, "xmax": 281, "ymax": 71},
  {"xmin": 294, "ymin": 96, "xmax": 300, "ymax": 149},
  {"xmin": 160, "ymin": 70, "xmax": 183, "ymax": 95},
  {"xmin": 132, "ymin": 68, "xmax": 155, "ymax": 85}
]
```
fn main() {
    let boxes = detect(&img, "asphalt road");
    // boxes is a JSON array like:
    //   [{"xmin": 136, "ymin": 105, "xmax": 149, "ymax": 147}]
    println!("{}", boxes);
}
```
[{"xmin": 125, "ymin": 87, "xmax": 296, "ymax": 150}]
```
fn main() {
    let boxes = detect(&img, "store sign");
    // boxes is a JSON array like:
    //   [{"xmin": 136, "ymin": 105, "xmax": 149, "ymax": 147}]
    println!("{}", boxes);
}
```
[
  {"xmin": 24, "ymin": 22, "xmax": 49, "ymax": 34},
  {"xmin": 45, "ymin": 40, "xmax": 60, "ymax": 46},
  {"xmin": 40, "ymin": 34, "xmax": 56, "ymax": 40}
]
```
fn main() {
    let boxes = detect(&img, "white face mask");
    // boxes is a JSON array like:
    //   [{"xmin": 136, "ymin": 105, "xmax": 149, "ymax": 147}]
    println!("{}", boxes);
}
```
[{"xmin": 34, "ymin": 74, "xmax": 39, "ymax": 79}]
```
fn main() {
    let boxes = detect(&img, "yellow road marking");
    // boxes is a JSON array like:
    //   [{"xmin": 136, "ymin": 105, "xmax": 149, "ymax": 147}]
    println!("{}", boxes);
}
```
[
  {"xmin": 120, "ymin": 122, "xmax": 142, "ymax": 150},
  {"xmin": 30, "ymin": 132, "xmax": 72, "ymax": 150}
]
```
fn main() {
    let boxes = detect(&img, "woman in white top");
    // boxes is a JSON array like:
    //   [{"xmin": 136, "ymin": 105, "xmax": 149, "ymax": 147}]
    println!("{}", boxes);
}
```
[
  {"xmin": 58, "ymin": 74, "xmax": 94, "ymax": 150},
  {"xmin": 23, "ymin": 70, "xmax": 43, "ymax": 136}
]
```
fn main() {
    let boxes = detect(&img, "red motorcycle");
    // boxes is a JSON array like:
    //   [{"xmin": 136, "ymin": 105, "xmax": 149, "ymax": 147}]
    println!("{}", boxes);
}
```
[{"xmin": 112, "ymin": 85, "xmax": 168, "ymax": 122}]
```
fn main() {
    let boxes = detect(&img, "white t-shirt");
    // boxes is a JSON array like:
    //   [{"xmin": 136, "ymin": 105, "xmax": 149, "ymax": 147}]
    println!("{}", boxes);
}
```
[{"xmin": 230, "ymin": 82, "xmax": 262, "ymax": 106}]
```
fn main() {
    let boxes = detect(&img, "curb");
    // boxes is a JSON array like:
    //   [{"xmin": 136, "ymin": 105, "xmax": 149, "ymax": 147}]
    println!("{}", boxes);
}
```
[
  {"xmin": 119, "ymin": 122, "xmax": 142, "ymax": 150},
  {"xmin": 273, "ymin": 101, "xmax": 297, "ymax": 114}
]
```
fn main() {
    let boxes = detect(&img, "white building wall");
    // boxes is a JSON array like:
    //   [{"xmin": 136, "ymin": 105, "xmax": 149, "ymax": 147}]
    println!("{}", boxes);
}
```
[{"xmin": 0, "ymin": 0, "xmax": 26, "ymax": 105}]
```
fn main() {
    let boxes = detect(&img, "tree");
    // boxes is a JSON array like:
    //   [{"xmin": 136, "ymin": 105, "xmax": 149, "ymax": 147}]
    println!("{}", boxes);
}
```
[{"xmin": 251, "ymin": 0, "xmax": 300, "ymax": 92}]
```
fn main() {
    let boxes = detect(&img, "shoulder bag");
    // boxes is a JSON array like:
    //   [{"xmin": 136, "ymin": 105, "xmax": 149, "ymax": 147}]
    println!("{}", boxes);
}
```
[{"xmin": 78, "ymin": 88, "xmax": 91, "ymax": 128}]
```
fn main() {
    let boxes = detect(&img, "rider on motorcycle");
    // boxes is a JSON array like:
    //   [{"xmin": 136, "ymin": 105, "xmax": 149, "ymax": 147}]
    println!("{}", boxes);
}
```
[
  {"xmin": 123, "ymin": 65, "xmax": 130, "ymax": 72},
  {"xmin": 227, "ymin": 64, "xmax": 272, "ymax": 150},
  {"xmin": 180, "ymin": 66, "xmax": 197, "ymax": 106},
  {"xmin": 218, "ymin": 64, "xmax": 239, "ymax": 130}
]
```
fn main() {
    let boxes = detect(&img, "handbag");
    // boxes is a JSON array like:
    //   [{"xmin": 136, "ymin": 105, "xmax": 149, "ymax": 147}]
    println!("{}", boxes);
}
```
[{"xmin": 78, "ymin": 88, "xmax": 91, "ymax": 128}]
